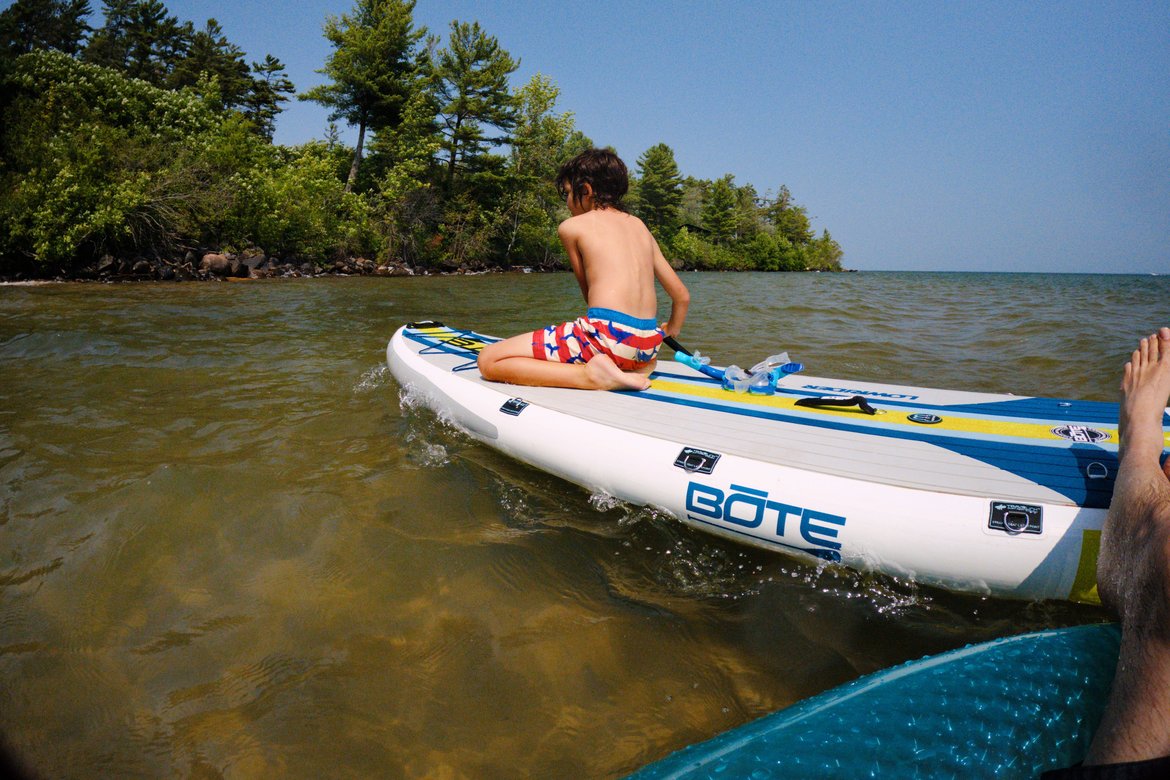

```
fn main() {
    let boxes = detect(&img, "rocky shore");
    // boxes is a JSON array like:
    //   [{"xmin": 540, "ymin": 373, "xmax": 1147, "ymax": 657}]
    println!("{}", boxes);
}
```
[{"xmin": 0, "ymin": 249, "xmax": 546, "ymax": 283}]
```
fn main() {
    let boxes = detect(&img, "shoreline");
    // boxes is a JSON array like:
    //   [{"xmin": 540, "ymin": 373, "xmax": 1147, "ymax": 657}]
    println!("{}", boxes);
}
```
[
  {"xmin": 0, "ymin": 251, "xmax": 557, "ymax": 285},
  {"xmin": 1, "ymin": 251, "xmax": 856, "ymax": 284}
]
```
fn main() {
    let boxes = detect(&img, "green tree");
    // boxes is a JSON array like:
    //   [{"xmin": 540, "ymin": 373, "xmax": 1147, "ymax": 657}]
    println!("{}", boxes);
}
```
[
  {"xmin": 805, "ymin": 229, "xmax": 844, "ymax": 271},
  {"xmin": 669, "ymin": 226, "xmax": 743, "ymax": 271},
  {"xmin": 169, "ymin": 18, "xmax": 251, "ymax": 111},
  {"xmin": 733, "ymin": 181, "xmax": 762, "ymax": 243},
  {"xmin": 366, "ymin": 86, "xmax": 442, "ymax": 265},
  {"xmin": 635, "ymin": 143, "xmax": 683, "ymax": 239},
  {"xmin": 0, "ymin": 0, "xmax": 91, "ymax": 61},
  {"xmin": 367, "ymin": 86, "xmax": 439, "ymax": 199},
  {"xmin": 84, "ymin": 0, "xmax": 190, "ymax": 86},
  {"xmin": 82, "ymin": 0, "xmax": 135, "ymax": 69},
  {"xmin": 500, "ymin": 73, "xmax": 589, "ymax": 267},
  {"xmin": 231, "ymin": 142, "xmax": 377, "ymax": 260},
  {"xmin": 678, "ymin": 175, "xmax": 706, "ymax": 229},
  {"xmin": 245, "ymin": 54, "xmax": 296, "ymax": 140},
  {"xmin": 0, "ymin": 49, "xmax": 220, "ymax": 266},
  {"xmin": 300, "ymin": 0, "xmax": 426, "ymax": 192},
  {"xmin": 767, "ymin": 184, "xmax": 814, "ymax": 245},
  {"xmin": 701, "ymin": 174, "xmax": 738, "ymax": 245},
  {"xmin": 430, "ymin": 20, "xmax": 519, "ymax": 192}
]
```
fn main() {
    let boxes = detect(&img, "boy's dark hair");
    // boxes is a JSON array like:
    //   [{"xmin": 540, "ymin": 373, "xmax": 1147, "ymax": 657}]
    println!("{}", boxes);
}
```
[{"xmin": 556, "ymin": 148, "xmax": 628, "ymax": 210}]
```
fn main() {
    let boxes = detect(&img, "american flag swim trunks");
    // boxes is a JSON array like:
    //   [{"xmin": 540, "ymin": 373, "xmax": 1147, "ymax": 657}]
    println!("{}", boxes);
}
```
[{"xmin": 531, "ymin": 307, "xmax": 664, "ymax": 371}]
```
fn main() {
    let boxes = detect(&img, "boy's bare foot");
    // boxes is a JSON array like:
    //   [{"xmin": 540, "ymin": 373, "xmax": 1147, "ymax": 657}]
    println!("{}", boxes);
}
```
[{"xmin": 585, "ymin": 354, "xmax": 651, "ymax": 391}]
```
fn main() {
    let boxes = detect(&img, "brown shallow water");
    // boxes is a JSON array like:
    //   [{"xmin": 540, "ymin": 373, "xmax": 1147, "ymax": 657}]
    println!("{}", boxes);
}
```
[{"xmin": 1, "ymin": 271, "xmax": 1166, "ymax": 778}]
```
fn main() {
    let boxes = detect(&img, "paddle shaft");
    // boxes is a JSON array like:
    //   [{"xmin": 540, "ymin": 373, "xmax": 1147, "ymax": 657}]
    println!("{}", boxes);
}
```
[{"xmin": 663, "ymin": 335, "xmax": 691, "ymax": 356}]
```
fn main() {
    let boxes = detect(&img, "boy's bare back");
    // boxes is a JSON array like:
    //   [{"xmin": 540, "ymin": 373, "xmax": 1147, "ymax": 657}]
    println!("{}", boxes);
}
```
[{"xmin": 559, "ymin": 208, "xmax": 687, "ymax": 338}]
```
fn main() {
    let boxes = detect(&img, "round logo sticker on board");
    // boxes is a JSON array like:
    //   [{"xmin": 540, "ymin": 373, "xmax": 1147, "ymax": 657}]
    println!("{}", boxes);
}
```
[
  {"xmin": 1051, "ymin": 425, "xmax": 1109, "ymax": 443},
  {"xmin": 907, "ymin": 413, "xmax": 943, "ymax": 425}
]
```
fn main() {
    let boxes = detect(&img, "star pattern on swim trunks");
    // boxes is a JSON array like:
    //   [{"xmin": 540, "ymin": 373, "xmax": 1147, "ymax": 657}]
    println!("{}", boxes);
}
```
[{"xmin": 610, "ymin": 327, "xmax": 633, "ymax": 344}]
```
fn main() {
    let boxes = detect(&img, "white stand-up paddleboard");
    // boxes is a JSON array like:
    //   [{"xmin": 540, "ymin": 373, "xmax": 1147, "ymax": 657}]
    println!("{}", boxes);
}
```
[{"xmin": 387, "ymin": 322, "xmax": 1168, "ymax": 604}]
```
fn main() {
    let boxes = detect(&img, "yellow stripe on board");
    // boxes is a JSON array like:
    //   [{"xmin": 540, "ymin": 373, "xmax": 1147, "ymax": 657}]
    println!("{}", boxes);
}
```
[
  {"xmin": 412, "ymin": 329, "xmax": 1170, "ymax": 449},
  {"xmin": 416, "ymin": 327, "xmax": 491, "ymax": 353},
  {"xmin": 648, "ymin": 377, "xmax": 1123, "ymax": 445},
  {"xmin": 1069, "ymin": 529, "xmax": 1102, "ymax": 605}
]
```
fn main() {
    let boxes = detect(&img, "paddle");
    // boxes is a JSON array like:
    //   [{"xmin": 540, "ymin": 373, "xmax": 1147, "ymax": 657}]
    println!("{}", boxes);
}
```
[
  {"xmin": 663, "ymin": 335, "xmax": 691, "ymax": 356},
  {"xmin": 663, "ymin": 335, "xmax": 721, "ymax": 378}
]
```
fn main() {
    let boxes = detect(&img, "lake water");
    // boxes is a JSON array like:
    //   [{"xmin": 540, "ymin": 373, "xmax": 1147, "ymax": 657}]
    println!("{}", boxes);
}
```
[{"xmin": 1, "ymin": 271, "xmax": 1167, "ymax": 778}]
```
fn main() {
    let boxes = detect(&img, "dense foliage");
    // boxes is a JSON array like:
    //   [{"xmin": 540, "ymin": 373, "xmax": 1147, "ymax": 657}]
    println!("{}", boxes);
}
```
[{"xmin": 0, "ymin": 0, "xmax": 843, "ymax": 276}]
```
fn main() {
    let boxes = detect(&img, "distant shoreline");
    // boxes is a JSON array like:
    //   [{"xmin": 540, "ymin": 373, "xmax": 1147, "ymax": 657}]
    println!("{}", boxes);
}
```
[{"xmin": 0, "ymin": 250, "xmax": 850, "ymax": 284}]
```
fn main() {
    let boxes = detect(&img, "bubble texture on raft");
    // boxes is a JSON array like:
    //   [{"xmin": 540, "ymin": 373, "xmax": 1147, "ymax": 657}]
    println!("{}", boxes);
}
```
[{"xmin": 629, "ymin": 623, "xmax": 1121, "ymax": 779}]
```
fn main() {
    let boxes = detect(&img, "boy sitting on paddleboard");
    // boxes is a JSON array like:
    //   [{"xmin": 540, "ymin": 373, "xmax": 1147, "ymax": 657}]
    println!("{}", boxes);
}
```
[{"xmin": 478, "ymin": 148, "xmax": 690, "ymax": 391}]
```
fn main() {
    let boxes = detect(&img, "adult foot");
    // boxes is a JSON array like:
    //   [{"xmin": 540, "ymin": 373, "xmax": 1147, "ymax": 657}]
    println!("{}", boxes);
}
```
[
  {"xmin": 1118, "ymin": 327, "xmax": 1170, "ymax": 467},
  {"xmin": 1081, "ymin": 328, "xmax": 1170, "ymax": 767},
  {"xmin": 585, "ymin": 354, "xmax": 651, "ymax": 391}
]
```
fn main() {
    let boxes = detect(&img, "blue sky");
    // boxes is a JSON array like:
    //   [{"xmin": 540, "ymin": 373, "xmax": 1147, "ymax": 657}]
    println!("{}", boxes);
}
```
[{"xmin": 61, "ymin": 1, "xmax": 1170, "ymax": 272}]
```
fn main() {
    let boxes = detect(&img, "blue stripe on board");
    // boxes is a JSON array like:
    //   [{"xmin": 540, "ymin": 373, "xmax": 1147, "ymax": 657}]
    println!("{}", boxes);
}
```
[
  {"xmin": 636, "ymin": 388, "xmax": 1115, "ymax": 508},
  {"xmin": 649, "ymin": 369, "xmax": 1123, "ymax": 424},
  {"xmin": 944, "ymin": 397, "xmax": 1121, "ymax": 425},
  {"xmin": 404, "ymin": 327, "xmax": 499, "ymax": 372}
]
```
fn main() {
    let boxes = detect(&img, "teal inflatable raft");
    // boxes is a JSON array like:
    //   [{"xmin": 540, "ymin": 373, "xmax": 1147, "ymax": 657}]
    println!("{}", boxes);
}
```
[{"xmin": 628, "ymin": 623, "xmax": 1120, "ymax": 779}]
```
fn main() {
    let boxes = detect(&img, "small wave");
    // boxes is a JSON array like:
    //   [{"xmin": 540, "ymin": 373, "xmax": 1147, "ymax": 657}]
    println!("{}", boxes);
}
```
[
  {"xmin": 396, "ymin": 383, "xmax": 424, "ymax": 408},
  {"xmin": 397, "ymin": 391, "xmax": 470, "ymax": 470},
  {"xmin": 352, "ymin": 364, "xmax": 391, "ymax": 394},
  {"xmin": 588, "ymin": 491, "xmax": 622, "ymax": 513},
  {"xmin": 802, "ymin": 565, "xmax": 929, "ymax": 617},
  {"xmin": 398, "ymin": 385, "xmax": 465, "ymax": 433},
  {"xmin": 397, "ymin": 385, "xmax": 458, "ymax": 429},
  {"xmin": 654, "ymin": 540, "xmax": 768, "ymax": 599},
  {"xmin": 404, "ymin": 432, "xmax": 450, "ymax": 468}
]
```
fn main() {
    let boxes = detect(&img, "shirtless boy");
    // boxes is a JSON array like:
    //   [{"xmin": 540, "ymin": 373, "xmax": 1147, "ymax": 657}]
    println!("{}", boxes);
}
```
[{"xmin": 477, "ymin": 148, "xmax": 690, "ymax": 391}]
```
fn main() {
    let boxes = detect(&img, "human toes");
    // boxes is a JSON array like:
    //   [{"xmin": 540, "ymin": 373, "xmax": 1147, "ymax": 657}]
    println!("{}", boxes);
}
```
[
  {"xmin": 1156, "ymin": 328, "xmax": 1170, "ymax": 361},
  {"xmin": 1136, "ymin": 335, "xmax": 1153, "ymax": 369}
]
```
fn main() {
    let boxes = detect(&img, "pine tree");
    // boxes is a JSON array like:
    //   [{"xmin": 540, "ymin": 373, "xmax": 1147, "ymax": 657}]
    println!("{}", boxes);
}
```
[
  {"xmin": 635, "ymin": 143, "xmax": 683, "ymax": 239},
  {"xmin": 767, "ymin": 184, "xmax": 814, "ymax": 244},
  {"xmin": 501, "ymin": 73, "xmax": 590, "ymax": 266},
  {"xmin": 702, "ymin": 175, "xmax": 738, "ymax": 245},
  {"xmin": 169, "ymin": 19, "xmax": 251, "ymax": 111},
  {"xmin": 300, "ymin": 0, "xmax": 426, "ymax": 192},
  {"xmin": 733, "ymin": 182, "xmax": 762, "ymax": 243},
  {"xmin": 0, "ymin": 0, "xmax": 92, "ymax": 61},
  {"xmin": 431, "ymin": 20, "xmax": 519, "ymax": 192},
  {"xmin": 245, "ymin": 55, "xmax": 295, "ymax": 141},
  {"xmin": 85, "ymin": 0, "xmax": 189, "ymax": 86}
]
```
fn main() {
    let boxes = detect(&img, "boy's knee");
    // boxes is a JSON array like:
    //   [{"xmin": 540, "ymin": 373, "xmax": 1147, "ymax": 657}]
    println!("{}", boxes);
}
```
[{"xmin": 477, "ymin": 349, "xmax": 499, "ymax": 380}]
